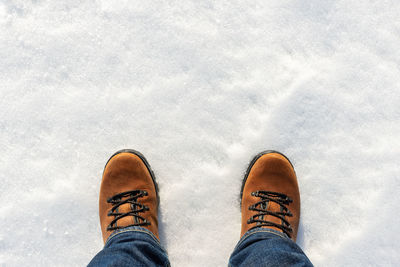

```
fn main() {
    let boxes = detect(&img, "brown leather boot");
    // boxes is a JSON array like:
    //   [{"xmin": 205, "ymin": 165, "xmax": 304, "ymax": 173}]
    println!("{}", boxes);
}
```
[
  {"xmin": 99, "ymin": 149, "xmax": 159, "ymax": 243},
  {"xmin": 240, "ymin": 150, "xmax": 300, "ymax": 241}
]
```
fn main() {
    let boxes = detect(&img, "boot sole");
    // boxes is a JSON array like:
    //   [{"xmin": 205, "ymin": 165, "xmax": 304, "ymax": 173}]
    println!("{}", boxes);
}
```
[
  {"xmin": 240, "ymin": 150, "xmax": 295, "ymax": 207},
  {"xmin": 103, "ymin": 149, "xmax": 160, "ymax": 206}
]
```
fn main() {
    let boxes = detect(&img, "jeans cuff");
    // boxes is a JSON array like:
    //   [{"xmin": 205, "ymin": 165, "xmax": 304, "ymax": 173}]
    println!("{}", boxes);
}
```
[
  {"xmin": 105, "ymin": 226, "xmax": 162, "ymax": 247},
  {"xmin": 236, "ymin": 228, "xmax": 290, "ymax": 249}
]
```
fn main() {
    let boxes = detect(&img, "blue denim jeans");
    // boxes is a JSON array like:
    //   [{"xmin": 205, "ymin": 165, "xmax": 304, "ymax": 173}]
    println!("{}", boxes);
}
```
[
  {"xmin": 229, "ymin": 228, "xmax": 313, "ymax": 266},
  {"xmin": 88, "ymin": 227, "xmax": 312, "ymax": 267}
]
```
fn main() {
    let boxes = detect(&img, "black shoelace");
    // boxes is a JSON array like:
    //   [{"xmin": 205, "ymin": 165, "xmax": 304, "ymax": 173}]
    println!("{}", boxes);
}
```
[
  {"xmin": 107, "ymin": 190, "xmax": 150, "ymax": 231},
  {"xmin": 247, "ymin": 191, "xmax": 293, "ymax": 238}
]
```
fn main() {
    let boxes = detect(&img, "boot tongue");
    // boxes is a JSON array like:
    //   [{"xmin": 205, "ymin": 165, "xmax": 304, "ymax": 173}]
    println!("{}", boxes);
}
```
[
  {"xmin": 115, "ymin": 203, "xmax": 135, "ymax": 227},
  {"xmin": 263, "ymin": 200, "xmax": 284, "ymax": 231}
]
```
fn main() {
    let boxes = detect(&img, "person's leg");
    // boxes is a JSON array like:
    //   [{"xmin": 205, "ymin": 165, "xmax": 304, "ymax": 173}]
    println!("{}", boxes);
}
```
[
  {"xmin": 88, "ymin": 226, "xmax": 169, "ymax": 267},
  {"xmin": 88, "ymin": 149, "xmax": 170, "ymax": 267},
  {"xmin": 229, "ymin": 151, "xmax": 312, "ymax": 267},
  {"xmin": 229, "ymin": 228, "xmax": 312, "ymax": 266}
]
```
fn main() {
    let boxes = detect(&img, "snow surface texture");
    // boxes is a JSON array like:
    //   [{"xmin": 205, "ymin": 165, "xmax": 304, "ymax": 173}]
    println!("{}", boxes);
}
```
[{"xmin": 1, "ymin": 0, "xmax": 400, "ymax": 266}]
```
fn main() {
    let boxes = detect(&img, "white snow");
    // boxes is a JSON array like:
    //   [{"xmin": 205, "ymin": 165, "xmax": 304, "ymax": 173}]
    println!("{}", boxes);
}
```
[{"xmin": 1, "ymin": 0, "xmax": 400, "ymax": 266}]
